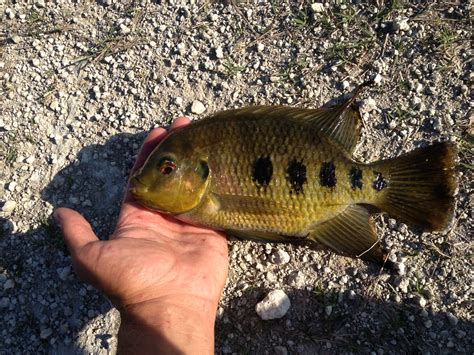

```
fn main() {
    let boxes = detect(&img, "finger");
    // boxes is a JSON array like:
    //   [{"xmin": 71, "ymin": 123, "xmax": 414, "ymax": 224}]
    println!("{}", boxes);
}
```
[
  {"xmin": 131, "ymin": 127, "xmax": 167, "ymax": 175},
  {"xmin": 170, "ymin": 116, "xmax": 191, "ymax": 130},
  {"xmin": 54, "ymin": 207, "xmax": 99, "ymax": 255}
]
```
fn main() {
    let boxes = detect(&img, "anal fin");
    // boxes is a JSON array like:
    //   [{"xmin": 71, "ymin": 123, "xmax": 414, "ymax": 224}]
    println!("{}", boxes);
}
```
[{"xmin": 307, "ymin": 204, "xmax": 387, "ymax": 264}]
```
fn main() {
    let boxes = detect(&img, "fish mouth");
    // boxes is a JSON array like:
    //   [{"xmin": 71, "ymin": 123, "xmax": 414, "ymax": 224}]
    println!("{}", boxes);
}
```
[{"xmin": 129, "ymin": 177, "xmax": 148, "ymax": 195}]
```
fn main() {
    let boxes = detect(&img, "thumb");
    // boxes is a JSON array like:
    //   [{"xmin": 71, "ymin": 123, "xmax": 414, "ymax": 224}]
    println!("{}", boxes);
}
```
[{"xmin": 54, "ymin": 207, "xmax": 99, "ymax": 255}]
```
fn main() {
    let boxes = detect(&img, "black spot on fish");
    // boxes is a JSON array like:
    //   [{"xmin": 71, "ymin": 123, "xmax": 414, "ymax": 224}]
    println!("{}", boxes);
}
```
[
  {"xmin": 252, "ymin": 156, "xmax": 273, "ymax": 188},
  {"xmin": 286, "ymin": 159, "xmax": 307, "ymax": 194},
  {"xmin": 373, "ymin": 171, "xmax": 388, "ymax": 191},
  {"xmin": 320, "ymin": 161, "xmax": 337, "ymax": 188},
  {"xmin": 349, "ymin": 166, "xmax": 363, "ymax": 189}
]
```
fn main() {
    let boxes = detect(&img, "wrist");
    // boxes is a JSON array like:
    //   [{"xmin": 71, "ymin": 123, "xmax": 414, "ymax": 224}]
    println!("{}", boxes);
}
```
[{"xmin": 118, "ymin": 296, "xmax": 217, "ymax": 354}]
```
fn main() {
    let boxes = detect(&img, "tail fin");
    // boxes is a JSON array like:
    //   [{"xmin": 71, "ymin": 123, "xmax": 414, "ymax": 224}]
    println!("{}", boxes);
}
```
[{"xmin": 373, "ymin": 142, "xmax": 457, "ymax": 231}]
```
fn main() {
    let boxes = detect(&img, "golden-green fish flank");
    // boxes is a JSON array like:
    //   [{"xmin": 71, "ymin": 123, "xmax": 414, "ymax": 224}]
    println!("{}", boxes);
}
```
[{"xmin": 130, "ymin": 87, "xmax": 458, "ymax": 265}]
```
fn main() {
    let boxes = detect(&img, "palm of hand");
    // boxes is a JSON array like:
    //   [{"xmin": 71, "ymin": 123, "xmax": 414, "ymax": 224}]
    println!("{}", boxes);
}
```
[{"xmin": 77, "ymin": 202, "xmax": 228, "ymax": 308}]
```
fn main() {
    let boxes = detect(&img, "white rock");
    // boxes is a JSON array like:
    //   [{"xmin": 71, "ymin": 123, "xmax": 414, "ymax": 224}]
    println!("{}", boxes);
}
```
[
  {"xmin": 311, "ymin": 3, "xmax": 325, "ymax": 12},
  {"xmin": 104, "ymin": 55, "xmax": 114, "ymax": 64},
  {"xmin": 175, "ymin": 96, "xmax": 183, "ymax": 105},
  {"xmin": 271, "ymin": 249, "xmax": 290, "ymax": 265},
  {"xmin": 25, "ymin": 156, "xmax": 35, "ymax": 164},
  {"xmin": 373, "ymin": 74, "xmax": 383, "ymax": 85},
  {"xmin": 360, "ymin": 98, "xmax": 377, "ymax": 113},
  {"xmin": 191, "ymin": 100, "xmax": 206, "ymax": 114},
  {"xmin": 1, "ymin": 201, "xmax": 16, "ymax": 213},
  {"xmin": 418, "ymin": 296, "xmax": 427, "ymax": 308},
  {"xmin": 255, "ymin": 290, "xmax": 291, "ymax": 320},
  {"xmin": 215, "ymin": 47, "xmax": 224, "ymax": 59},
  {"xmin": 31, "ymin": 58, "xmax": 40, "ymax": 67},
  {"xmin": 126, "ymin": 71, "xmax": 135, "ymax": 81},
  {"xmin": 342, "ymin": 80, "xmax": 350, "ymax": 90},
  {"xmin": 35, "ymin": 0, "xmax": 46, "ymax": 8},
  {"xmin": 119, "ymin": 24, "xmax": 131, "ymax": 35},
  {"xmin": 177, "ymin": 42, "xmax": 186, "ymax": 55},
  {"xmin": 7, "ymin": 181, "xmax": 17, "ymax": 192},
  {"xmin": 5, "ymin": 8, "xmax": 15, "ymax": 19},
  {"xmin": 257, "ymin": 43, "xmax": 265, "ymax": 52},
  {"xmin": 393, "ymin": 17, "xmax": 410, "ymax": 31}
]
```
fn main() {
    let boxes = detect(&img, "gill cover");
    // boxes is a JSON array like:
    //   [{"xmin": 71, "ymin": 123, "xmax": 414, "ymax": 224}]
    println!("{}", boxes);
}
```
[{"xmin": 129, "ymin": 133, "xmax": 210, "ymax": 215}]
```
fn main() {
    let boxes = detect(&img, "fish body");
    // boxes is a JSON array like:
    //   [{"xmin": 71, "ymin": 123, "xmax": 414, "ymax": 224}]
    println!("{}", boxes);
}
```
[{"xmin": 130, "ymin": 88, "xmax": 457, "ymax": 264}]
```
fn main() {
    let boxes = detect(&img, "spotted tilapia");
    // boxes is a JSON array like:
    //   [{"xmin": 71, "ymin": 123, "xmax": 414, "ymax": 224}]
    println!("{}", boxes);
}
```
[{"xmin": 130, "ymin": 87, "xmax": 457, "ymax": 264}]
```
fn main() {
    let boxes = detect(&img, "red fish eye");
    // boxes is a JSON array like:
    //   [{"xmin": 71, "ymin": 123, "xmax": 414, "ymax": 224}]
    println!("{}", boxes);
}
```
[{"xmin": 159, "ymin": 160, "xmax": 176, "ymax": 175}]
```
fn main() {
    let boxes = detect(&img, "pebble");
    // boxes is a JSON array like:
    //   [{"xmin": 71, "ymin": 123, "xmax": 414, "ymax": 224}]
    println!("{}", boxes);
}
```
[
  {"xmin": 40, "ymin": 327, "xmax": 53, "ymax": 339},
  {"xmin": 1, "ymin": 201, "xmax": 16, "ymax": 213},
  {"xmin": 311, "ymin": 3, "xmax": 325, "ymax": 13},
  {"xmin": 271, "ymin": 249, "xmax": 290, "ymax": 265},
  {"xmin": 373, "ymin": 74, "xmax": 382, "ymax": 85},
  {"xmin": 215, "ymin": 47, "xmax": 224, "ymax": 59},
  {"xmin": 256, "ymin": 43, "xmax": 265, "ymax": 52},
  {"xmin": 4, "ymin": 279, "xmax": 15, "ymax": 290},
  {"xmin": 341, "ymin": 80, "xmax": 350, "ymax": 90},
  {"xmin": 56, "ymin": 267, "xmax": 71, "ymax": 281},
  {"xmin": 191, "ymin": 100, "xmax": 206, "ymax": 114},
  {"xmin": 446, "ymin": 312, "xmax": 458, "ymax": 326},
  {"xmin": 424, "ymin": 319, "xmax": 432, "ymax": 328},
  {"xmin": 325, "ymin": 305, "xmax": 333, "ymax": 316},
  {"xmin": 348, "ymin": 290, "xmax": 356, "ymax": 300},
  {"xmin": 274, "ymin": 346, "xmax": 288, "ymax": 355},
  {"xmin": 7, "ymin": 181, "xmax": 17, "ymax": 192},
  {"xmin": 360, "ymin": 98, "xmax": 377, "ymax": 113},
  {"xmin": 175, "ymin": 97, "xmax": 183, "ymax": 105},
  {"xmin": 392, "ymin": 18, "xmax": 410, "ymax": 31},
  {"xmin": 10, "ymin": 35, "xmax": 22, "ymax": 44},
  {"xmin": 418, "ymin": 296, "xmax": 427, "ymax": 308},
  {"xmin": 35, "ymin": 0, "xmax": 46, "ymax": 8},
  {"xmin": 119, "ymin": 24, "xmax": 131, "ymax": 35},
  {"xmin": 255, "ymin": 290, "xmax": 291, "ymax": 320},
  {"xmin": 31, "ymin": 58, "xmax": 40, "ymax": 67}
]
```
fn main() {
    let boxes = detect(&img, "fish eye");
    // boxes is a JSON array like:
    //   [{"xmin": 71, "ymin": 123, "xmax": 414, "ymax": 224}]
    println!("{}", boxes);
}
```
[{"xmin": 158, "ymin": 158, "xmax": 177, "ymax": 175}]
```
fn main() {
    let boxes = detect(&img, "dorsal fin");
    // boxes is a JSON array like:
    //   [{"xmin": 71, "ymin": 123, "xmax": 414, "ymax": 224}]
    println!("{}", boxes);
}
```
[{"xmin": 210, "ymin": 83, "xmax": 367, "ymax": 154}]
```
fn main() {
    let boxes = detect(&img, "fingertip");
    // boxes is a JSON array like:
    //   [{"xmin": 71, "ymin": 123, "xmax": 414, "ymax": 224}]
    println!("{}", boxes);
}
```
[{"xmin": 171, "ymin": 116, "xmax": 191, "ymax": 130}]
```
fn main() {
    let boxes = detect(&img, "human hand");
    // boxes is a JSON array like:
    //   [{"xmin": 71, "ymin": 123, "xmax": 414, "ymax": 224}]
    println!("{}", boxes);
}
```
[{"xmin": 54, "ymin": 117, "xmax": 229, "ymax": 354}]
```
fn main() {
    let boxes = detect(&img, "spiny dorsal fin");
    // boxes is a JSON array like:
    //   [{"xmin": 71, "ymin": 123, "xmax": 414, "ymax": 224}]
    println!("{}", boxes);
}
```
[
  {"xmin": 307, "ymin": 204, "xmax": 387, "ymax": 265},
  {"xmin": 210, "ymin": 83, "xmax": 367, "ymax": 154}
]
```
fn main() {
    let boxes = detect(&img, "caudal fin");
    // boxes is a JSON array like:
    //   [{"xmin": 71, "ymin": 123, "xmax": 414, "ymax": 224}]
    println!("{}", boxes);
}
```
[{"xmin": 373, "ymin": 142, "xmax": 457, "ymax": 231}]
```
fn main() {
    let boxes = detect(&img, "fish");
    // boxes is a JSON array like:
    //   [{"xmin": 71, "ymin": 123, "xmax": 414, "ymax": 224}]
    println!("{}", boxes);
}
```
[{"xmin": 129, "ymin": 86, "xmax": 457, "ymax": 265}]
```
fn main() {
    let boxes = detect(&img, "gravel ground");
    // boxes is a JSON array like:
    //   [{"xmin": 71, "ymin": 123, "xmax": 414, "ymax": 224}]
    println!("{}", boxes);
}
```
[{"xmin": 1, "ymin": 1, "xmax": 472, "ymax": 354}]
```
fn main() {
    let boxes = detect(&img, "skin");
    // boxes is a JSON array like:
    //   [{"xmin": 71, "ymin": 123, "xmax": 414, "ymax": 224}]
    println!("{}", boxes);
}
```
[{"xmin": 54, "ymin": 117, "xmax": 229, "ymax": 354}]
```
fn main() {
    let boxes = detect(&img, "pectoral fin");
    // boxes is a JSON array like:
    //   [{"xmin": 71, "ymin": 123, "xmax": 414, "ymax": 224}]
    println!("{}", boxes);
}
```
[{"xmin": 307, "ymin": 204, "xmax": 387, "ymax": 264}]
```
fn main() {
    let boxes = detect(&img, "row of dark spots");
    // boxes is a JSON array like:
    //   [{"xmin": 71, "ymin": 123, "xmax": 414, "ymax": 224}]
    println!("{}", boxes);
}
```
[{"xmin": 251, "ymin": 156, "xmax": 387, "ymax": 193}]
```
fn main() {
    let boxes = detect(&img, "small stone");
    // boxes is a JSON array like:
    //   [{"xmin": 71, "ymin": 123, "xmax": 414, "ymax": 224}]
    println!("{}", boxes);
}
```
[
  {"xmin": 256, "ymin": 43, "xmax": 265, "ymax": 52},
  {"xmin": 373, "ymin": 74, "xmax": 383, "ymax": 85},
  {"xmin": 57, "ymin": 266, "xmax": 71, "ymax": 281},
  {"xmin": 418, "ymin": 296, "xmax": 427, "ymax": 308},
  {"xmin": 7, "ymin": 181, "xmax": 17, "ymax": 192},
  {"xmin": 392, "ymin": 18, "xmax": 410, "ymax": 31},
  {"xmin": 215, "ymin": 47, "xmax": 224, "ymax": 59},
  {"xmin": 1, "ymin": 201, "xmax": 16, "ymax": 213},
  {"xmin": 341, "ymin": 80, "xmax": 350, "ymax": 90},
  {"xmin": 270, "ymin": 76, "xmax": 280, "ymax": 83},
  {"xmin": 104, "ymin": 55, "xmax": 114, "ymax": 64},
  {"xmin": 10, "ymin": 35, "xmax": 22, "ymax": 44},
  {"xmin": 0, "ymin": 297, "xmax": 9, "ymax": 308},
  {"xmin": 325, "ymin": 305, "xmax": 333, "ymax": 316},
  {"xmin": 255, "ymin": 290, "xmax": 291, "ymax": 320},
  {"xmin": 4, "ymin": 279, "xmax": 15, "ymax": 290},
  {"xmin": 446, "ymin": 312, "xmax": 458, "ymax": 326},
  {"xmin": 126, "ymin": 71, "xmax": 135, "ymax": 81},
  {"xmin": 49, "ymin": 100, "xmax": 59, "ymax": 111},
  {"xmin": 271, "ymin": 249, "xmax": 290, "ymax": 265},
  {"xmin": 119, "ymin": 24, "xmax": 131, "ymax": 35},
  {"xmin": 40, "ymin": 327, "xmax": 53, "ymax": 339},
  {"xmin": 31, "ymin": 58, "xmax": 40, "ymax": 67},
  {"xmin": 175, "ymin": 97, "xmax": 183, "ymax": 105},
  {"xmin": 348, "ymin": 290, "xmax": 356, "ymax": 300},
  {"xmin": 360, "ymin": 98, "xmax": 377, "ymax": 113},
  {"xmin": 5, "ymin": 8, "xmax": 15, "ymax": 19},
  {"xmin": 424, "ymin": 319, "xmax": 432, "ymax": 328},
  {"xmin": 25, "ymin": 156, "xmax": 35, "ymax": 164},
  {"xmin": 177, "ymin": 42, "xmax": 186, "ymax": 55},
  {"xmin": 274, "ymin": 346, "xmax": 288, "ymax": 355},
  {"xmin": 311, "ymin": 3, "xmax": 325, "ymax": 13},
  {"xmin": 35, "ymin": 0, "xmax": 46, "ymax": 8},
  {"xmin": 191, "ymin": 100, "xmax": 206, "ymax": 114}
]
